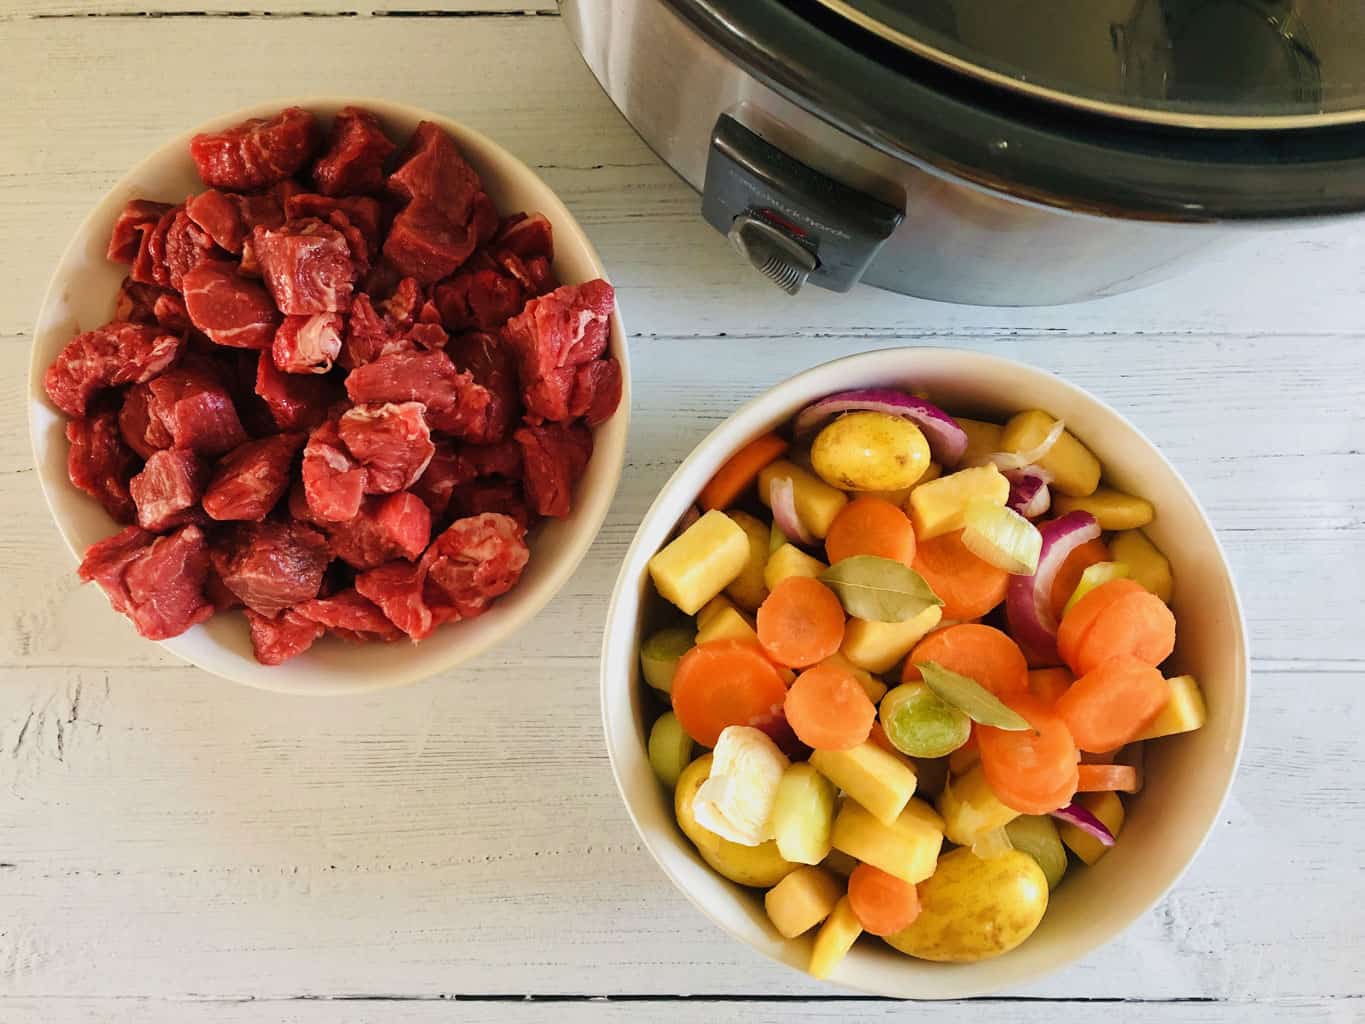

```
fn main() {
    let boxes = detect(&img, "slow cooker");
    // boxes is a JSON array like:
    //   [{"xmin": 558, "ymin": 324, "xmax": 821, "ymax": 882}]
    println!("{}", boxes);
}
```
[{"xmin": 561, "ymin": 0, "xmax": 1365, "ymax": 304}]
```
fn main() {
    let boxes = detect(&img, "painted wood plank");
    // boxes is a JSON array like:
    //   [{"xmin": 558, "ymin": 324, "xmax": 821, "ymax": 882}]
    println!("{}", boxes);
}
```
[{"xmin": 7, "ymin": 1, "xmax": 548, "ymax": 15}]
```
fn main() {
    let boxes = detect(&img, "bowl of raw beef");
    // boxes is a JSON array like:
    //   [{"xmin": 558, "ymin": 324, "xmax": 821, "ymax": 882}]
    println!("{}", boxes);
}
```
[{"xmin": 29, "ymin": 98, "xmax": 629, "ymax": 694}]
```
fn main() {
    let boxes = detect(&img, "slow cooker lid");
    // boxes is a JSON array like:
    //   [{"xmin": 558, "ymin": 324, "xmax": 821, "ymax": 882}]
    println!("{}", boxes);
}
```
[{"xmin": 809, "ymin": 0, "xmax": 1365, "ymax": 129}]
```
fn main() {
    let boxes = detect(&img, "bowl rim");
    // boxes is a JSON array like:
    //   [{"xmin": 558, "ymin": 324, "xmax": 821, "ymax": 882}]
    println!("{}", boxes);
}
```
[
  {"xmin": 599, "ymin": 345, "xmax": 1249, "ymax": 998},
  {"xmin": 28, "ymin": 95, "xmax": 630, "ymax": 696}
]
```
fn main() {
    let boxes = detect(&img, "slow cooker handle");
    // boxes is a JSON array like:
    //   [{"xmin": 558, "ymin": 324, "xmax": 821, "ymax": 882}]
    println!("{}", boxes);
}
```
[{"xmin": 702, "ymin": 115, "xmax": 903, "ymax": 294}]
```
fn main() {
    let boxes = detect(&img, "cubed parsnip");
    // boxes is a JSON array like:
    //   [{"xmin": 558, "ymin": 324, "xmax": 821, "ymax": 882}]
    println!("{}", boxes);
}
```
[
  {"xmin": 909, "ymin": 465, "xmax": 1009, "ymax": 540},
  {"xmin": 1131, "ymin": 675, "xmax": 1206, "ymax": 741},
  {"xmin": 821, "ymin": 652, "xmax": 887, "ymax": 704},
  {"xmin": 695, "ymin": 604, "xmax": 758, "ymax": 646},
  {"xmin": 937, "ymin": 763, "xmax": 1020, "ymax": 846},
  {"xmin": 758, "ymin": 460, "xmax": 849, "ymax": 539},
  {"xmin": 765, "ymin": 866, "xmax": 844, "ymax": 939},
  {"xmin": 1053, "ymin": 487, "xmax": 1155, "ymax": 531},
  {"xmin": 763, "ymin": 544, "xmax": 828, "ymax": 591},
  {"xmin": 1059, "ymin": 791, "xmax": 1125, "ymax": 865},
  {"xmin": 769, "ymin": 763, "xmax": 837, "ymax": 865},
  {"xmin": 1001, "ymin": 410, "xmax": 1101, "ymax": 497},
  {"xmin": 810, "ymin": 742, "xmax": 917, "ymax": 825},
  {"xmin": 957, "ymin": 418, "xmax": 1004, "ymax": 465},
  {"xmin": 724, "ymin": 510, "xmax": 772, "ymax": 611},
  {"xmin": 809, "ymin": 896, "xmax": 862, "ymax": 980},
  {"xmin": 840, "ymin": 605, "xmax": 943, "ymax": 674},
  {"xmin": 1110, "ymin": 529, "xmax": 1174, "ymax": 603},
  {"xmin": 697, "ymin": 594, "xmax": 737, "ymax": 631},
  {"xmin": 649, "ymin": 510, "xmax": 750, "ymax": 615},
  {"xmin": 830, "ymin": 798, "xmax": 944, "ymax": 885},
  {"xmin": 821, "ymin": 848, "xmax": 859, "ymax": 877}
]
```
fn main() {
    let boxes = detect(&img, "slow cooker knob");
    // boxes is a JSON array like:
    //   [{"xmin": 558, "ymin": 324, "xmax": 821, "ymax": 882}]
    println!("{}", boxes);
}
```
[{"xmin": 727, "ymin": 213, "xmax": 819, "ymax": 295}]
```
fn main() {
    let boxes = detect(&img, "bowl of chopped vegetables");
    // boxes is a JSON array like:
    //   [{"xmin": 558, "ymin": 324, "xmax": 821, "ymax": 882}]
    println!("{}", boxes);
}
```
[{"xmin": 601, "ymin": 347, "xmax": 1247, "ymax": 998}]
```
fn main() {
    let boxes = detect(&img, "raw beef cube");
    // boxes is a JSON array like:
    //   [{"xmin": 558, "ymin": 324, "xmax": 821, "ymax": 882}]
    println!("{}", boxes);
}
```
[
  {"xmin": 246, "ymin": 607, "xmax": 325, "ymax": 665},
  {"xmin": 286, "ymin": 193, "xmax": 384, "ymax": 256},
  {"xmin": 497, "ymin": 250, "xmax": 554, "ymax": 296},
  {"xmin": 451, "ymin": 478, "xmax": 531, "ymax": 532},
  {"xmin": 128, "ymin": 448, "xmax": 207, "ymax": 532},
  {"xmin": 253, "ymin": 218, "xmax": 357, "ymax": 315},
  {"xmin": 302, "ymin": 420, "xmax": 367, "ymax": 522},
  {"xmin": 296, "ymin": 588, "xmax": 403, "ymax": 643},
  {"xmin": 409, "ymin": 442, "xmax": 467, "ymax": 519},
  {"xmin": 312, "ymin": 107, "xmax": 396, "ymax": 197},
  {"xmin": 160, "ymin": 209, "xmax": 220, "ymax": 291},
  {"xmin": 471, "ymin": 192, "xmax": 499, "ymax": 247},
  {"xmin": 146, "ymin": 364, "xmax": 248, "ymax": 456},
  {"xmin": 355, "ymin": 561, "xmax": 435, "ymax": 640},
  {"xmin": 204, "ymin": 563, "xmax": 242, "ymax": 611},
  {"xmin": 340, "ymin": 293, "xmax": 410, "ymax": 368},
  {"xmin": 406, "ymin": 322, "xmax": 448, "ymax": 352},
  {"xmin": 495, "ymin": 212, "xmax": 554, "ymax": 262},
  {"xmin": 114, "ymin": 278, "xmax": 166, "ymax": 325},
  {"xmin": 338, "ymin": 402, "xmax": 435, "ymax": 494},
  {"xmin": 432, "ymin": 268, "xmax": 523, "ymax": 333},
  {"xmin": 345, "ymin": 350, "xmax": 490, "ymax": 439},
  {"xmin": 272, "ymin": 312, "xmax": 343, "ymax": 374},
  {"xmin": 234, "ymin": 190, "xmax": 288, "ymax": 234},
  {"xmin": 190, "ymin": 107, "xmax": 320, "ymax": 191},
  {"xmin": 108, "ymin": 199, "xmax": 174, "ymax": 265},
  {"xmin": 568, "ymin": 356, "xmax": 624, "ymax": 427},
  {"xmin": 211, "ymin": 520, "xmax": 331, "ymax": 616},
  {"xmin": 66, "ymin": 409, "xmax": 138, "ymax": 523},
  {"xmin": 119, "ymin": 383, "xmax": 171, "ymax": 459},
  {"xmin": 421, "ymin": 512, "xmax": 529, "ymax": 618},
  {"xmin": 503, "ymin": 279, "xmax": 615, "ymax": 422},
  {"xmin": 386, "ymin": 121, "xmax": 480, "ymax": 224},
  {"xmin": 382, "ymin": 199, "xmax": 476, "ymax": 284},
  {"xmin": 515, "ymin": 422, "xmax": 593, "ymax": 519},
  {"xmin": 203, "ymin": 432, "xmax": 306, "ymax": 522},
  {"xmin": 448, "ymin": 331, "xmax": 520, "ymax": 443},
  {"xmin": 254, "ymin": 352, "xmax": 334, "ymax": 431},
  {"xmin": 45, "ymin": 321, "xmax": 185, "ymax": 418},
  {"xmin": 456, "ymin": 440, "xmax": 523, "ymax": 480},
  {"xmin": 152, "ymin": 293, "xmax": 193, "ymax": 335},
  {"xmin": 79, "ymin": 524, "xmax": 214, "ymax": 640},
  {"xmin": 326, "ymin": 211, "xmax": 373, "ymax": 276},
  {"xmin": 182, "ymin": 262, "xmax": 281, "ymax": 350},
  {"xmin": 327, "ymin": 491, "xmax": 432, "ymax": 570},
  {"xmin": 382, "ymin": 277, "xmax": 423, "ymax": 325},
  {"xmin": 186, "ymin": 189, "xmax": 247, "ymax": 254}
]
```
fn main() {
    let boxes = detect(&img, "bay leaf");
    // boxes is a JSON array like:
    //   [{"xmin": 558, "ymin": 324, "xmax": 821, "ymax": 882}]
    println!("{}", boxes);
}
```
[
  {"xmin": 916, "ymin": 661, "xmax": 1031, "ymax": 731},
  {"xmin": 819, "ymin": 555, "xmax": 943, "ymax": 622}
]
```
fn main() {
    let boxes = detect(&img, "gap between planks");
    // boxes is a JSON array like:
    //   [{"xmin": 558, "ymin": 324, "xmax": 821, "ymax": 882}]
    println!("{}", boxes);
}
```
[{"xmin": 12, "ymin": 8, "xmax": 559, "ymax": 19}]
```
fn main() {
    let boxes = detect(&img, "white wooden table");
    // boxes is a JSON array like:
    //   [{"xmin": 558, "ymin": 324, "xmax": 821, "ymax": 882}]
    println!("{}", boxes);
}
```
[{"xmin": 2, "ymin": 4, "xmax": 1362, "ymax": 1021}]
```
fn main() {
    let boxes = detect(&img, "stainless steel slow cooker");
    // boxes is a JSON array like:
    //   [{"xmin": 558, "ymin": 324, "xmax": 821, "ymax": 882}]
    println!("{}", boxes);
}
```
[{"xmin": 561, "ymin": 0, "xmax": 1365, "ymax": 304}]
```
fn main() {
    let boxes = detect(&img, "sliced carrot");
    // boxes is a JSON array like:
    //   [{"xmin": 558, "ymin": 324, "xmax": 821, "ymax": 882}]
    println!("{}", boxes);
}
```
[
  {"xmin": 869, "ymin": 720, "xmax": 899, "ymax": 756},
  {"xmin": 1055, "ymin": 655, "xmax": 1169, "ymax": 752},
  {"xmin": 670, "ymin": 639, "xmax": 789, "ymax": 747},
  {"xmin": 784, "ymin": 662, "xmax": 875, "ymax": 751},
  {"xmin": 1071, "ymin": 590, "xmax": 1176, "ymax": 677},
  {"xmin": 825, "ymin": 497, "xmax": 917, "ymax": 567},
  {"xmin": 1049, "ymin": 538, "xmax": 1112, "ymax": 621},
  {"xmin": 1028, "ymin": 667, "xmax": 1074, "ymax": 707},
  {"xmin": 757, "ymin": 576, "xmax": 846, "ymax": 669},
  {"xmin": 1077, "ymin": 763, "xmax": 1140, "ymax": 793},
  {"xmin": 848, "ymin": 863, "xmax": 920, "ymax": 936},
  {"xmin": 903, "ymin": 623, "xmax": 1028, "ymax": 699},
  {"xmin": 1057, "ymin": 578, "xmax": 1145, "ymax": 670},
  {"xmin": 911, "ymin": 530, "xmax": 1009, "ymax": 621},
  {"xmin": 699, "ymin": 432, "xmax": 789, "ymax": 512},
  {"xmin": 977, "ymin": 695, "xmax": 1079, "ymax": 815}
]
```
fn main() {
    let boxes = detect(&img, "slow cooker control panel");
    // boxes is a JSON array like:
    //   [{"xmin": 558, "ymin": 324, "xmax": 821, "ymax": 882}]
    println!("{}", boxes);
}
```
[{"xmin": 702, "ymin": 115, "xmax": 903, "ymax": 294}]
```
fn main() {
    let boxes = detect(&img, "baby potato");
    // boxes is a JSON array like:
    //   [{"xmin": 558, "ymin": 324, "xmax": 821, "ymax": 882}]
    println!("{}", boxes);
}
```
[
  {"xmin": 675, "ymin": 755, "xmax": 800, "ymax": 888},
  {"xmin": 884, "ymin": 848, "xmax": 1048, "ymax": 963},
  {"xmin": 811, "ymin": 413, "xmax": 931, "ymax": 492}
]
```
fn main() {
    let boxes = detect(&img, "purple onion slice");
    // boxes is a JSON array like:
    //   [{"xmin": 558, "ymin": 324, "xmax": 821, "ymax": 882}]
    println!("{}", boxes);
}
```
[
  {"xmin": 793, "ymin": 388, "xmax": 969, "ymax": 467},
  {"xmin": 1005, "ymin": 511, "xmax": 1101, "ymax": 665},
  {"xmin": 1050, "ymin": 801, "xmax": 1116, "ymax": 847}
]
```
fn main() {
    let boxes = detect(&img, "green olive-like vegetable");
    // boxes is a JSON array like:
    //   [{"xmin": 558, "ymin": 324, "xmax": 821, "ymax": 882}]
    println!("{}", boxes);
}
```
[{"xmin": 810, "ymin": 412, "xmax": 931, "ymax": 492}]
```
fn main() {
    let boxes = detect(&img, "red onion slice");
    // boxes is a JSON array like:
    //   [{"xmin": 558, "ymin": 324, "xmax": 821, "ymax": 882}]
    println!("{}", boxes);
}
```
[
  {"xmin": 988, "ymin": 419, "xmax": 1066, "ymax": 472},
  {"xmin": 1005, "ymin": 466, "xmax": 1052, "ymax": 519},
  {"xmin": 1050, "ymin": 801, "xmax": 1116, "ymax": 847},
  {"xmin": 769, "ymin": 477, "xmax": 815, "ymax": 546},
  {"xmin": 792, "ymin": 388, "xmax": 969, "ymax": 467},
  {"xmin": 1005, "ymin": 511, "xmax": 1101, "ymax": 664}
]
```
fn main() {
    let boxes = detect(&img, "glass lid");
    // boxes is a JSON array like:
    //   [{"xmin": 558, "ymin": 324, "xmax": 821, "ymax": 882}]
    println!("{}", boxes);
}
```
[{"xmin": 806, "ymin": 0, "xmax": 1365, "ymax": 128}]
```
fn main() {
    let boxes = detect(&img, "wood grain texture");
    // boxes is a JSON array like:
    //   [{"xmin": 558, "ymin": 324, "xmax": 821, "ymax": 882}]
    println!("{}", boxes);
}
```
[{"xmin": 1, "ymin": 2, "xmax": 1363, "ymax": 1018}]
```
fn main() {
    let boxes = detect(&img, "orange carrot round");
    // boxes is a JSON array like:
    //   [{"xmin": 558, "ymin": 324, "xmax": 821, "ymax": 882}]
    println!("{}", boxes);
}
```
[
  {"xmin": 1057, "ymin": 578, "xmax": 1145, "ymax": 669},
  {"xmin": 903, "ymin": 623, "xmax": 1028, "ymax": 699},
  {"xmin": 848, "ymin": 863, "xmax": 920, "ymax": 936},
  {"xmin": 699, "ymin": 432, "xmax": 789, "ymax": 512},
  {"xmin": 977, "ymin": 695, "xmax": 1079, "ymax": 814},
  {"xmin": 756, "ymin": 576, "xmax": 846, "ymax": 669},
  {"xmin": 1049, "ymin": 538, "xmax": 1112, "ymax": 621},
  {"xmin": 1071, "ymin": 591, "xmax": 1176, "ymax": 677},
  {"xmin": 1077, "ymin": 763, "xmax": 1140, "ymax": 793},
  {"xmin": 825, "ymin": 497, "xmax": 916, "ymax": 567},
  {"xmin": 1027, "ymin": 667, "xmax": 1074, "ymax": 707},
  {"xmin": 670, "ymin": 639, "xmax": 789, "ymax": 747},
  {"xmin": 784, "ymin": 662, "xmax": 875, "ymax": 751},
  {"xmin": 911, "ymin": 530, "xmax": 1008, "ymax": 621},
  {"xmin": 1055, "ymin": 654, "xmax": 1169, "ymax": 752},
  {"xmin": 869, "ymin": 720, "xmax": 899, "ymax": 756}
]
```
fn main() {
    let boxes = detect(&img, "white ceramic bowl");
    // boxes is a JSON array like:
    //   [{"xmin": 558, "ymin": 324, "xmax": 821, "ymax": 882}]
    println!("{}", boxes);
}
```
[
  {"xmin": 601, "ymin": 348, "xmax": 1247, "ymax": 999},
  {"xmin": 29, "ymin": 97, "xmax": 629, "ymax": 695}
]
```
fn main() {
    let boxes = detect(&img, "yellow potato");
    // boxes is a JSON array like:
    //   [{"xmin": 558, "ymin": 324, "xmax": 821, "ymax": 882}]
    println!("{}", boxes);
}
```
[
  {"xmin": 1001, "ymin": 410, "xmax": 1100, "ymax": 498},
  {"xmin": 649, "ymin": 510, "xmax": 750, "ymax": 614},
  {"xmin": 810, "ymin": 742, "xmax": 917, "ymax": 825},
  {"xmin": 830, "ymin": 798, "xmax": 943, "ymax": 885},
  {"xmin": 1053, "ymin": 487, "xmax": 1154, "ymax": 531},
  {"xmin": 765, "ymin": 866, "xmax": 843, "ymax": 939},
  {"xmin": 763, "ymin": 544, "xmax": 827, "ymax": 591},
  {"xmin": 758, "ymin": 460, "xmax": 848, "ymax": 539},
  {"xmin": 809, "ymin": 896, "xmax": 863, "ymax": 980},
  {"xmin": 675, "ymin": 755, "xmax": 799, "ymax": 888},
  {"xmin": 909, "ymin": 465, "xmax": 1009, "ymax": 540},
  {"xmin": 724, "ymin": 509, "xmax": 771, "ymax": 611},
  {"xmin": 956, "ymin": 418, "xmax": 1004, "ymax": 465},
  {"xmin": 840, "ymin": 605, "xmax": 943, "ymax": 674},
  {"xmin": 1132, "ymin": 674, "xmax": 1206, "ymax": 741},
  {"xmin": 811, "ymin": 412, "xmax": 931, "ymax": 492},
  {"xmin": 885, "ymin": 848, "xmax": 1048, "ymax": 963}
]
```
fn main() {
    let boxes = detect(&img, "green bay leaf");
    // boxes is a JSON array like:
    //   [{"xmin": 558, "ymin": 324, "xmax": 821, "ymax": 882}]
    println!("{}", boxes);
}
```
[
  {"xmin": 916, "ymin": 661, "xmax": 1031, "ymax": 731},
  {"xmin": 819, "ymin": 555, "xmax": 943, "ymax": 623}
]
